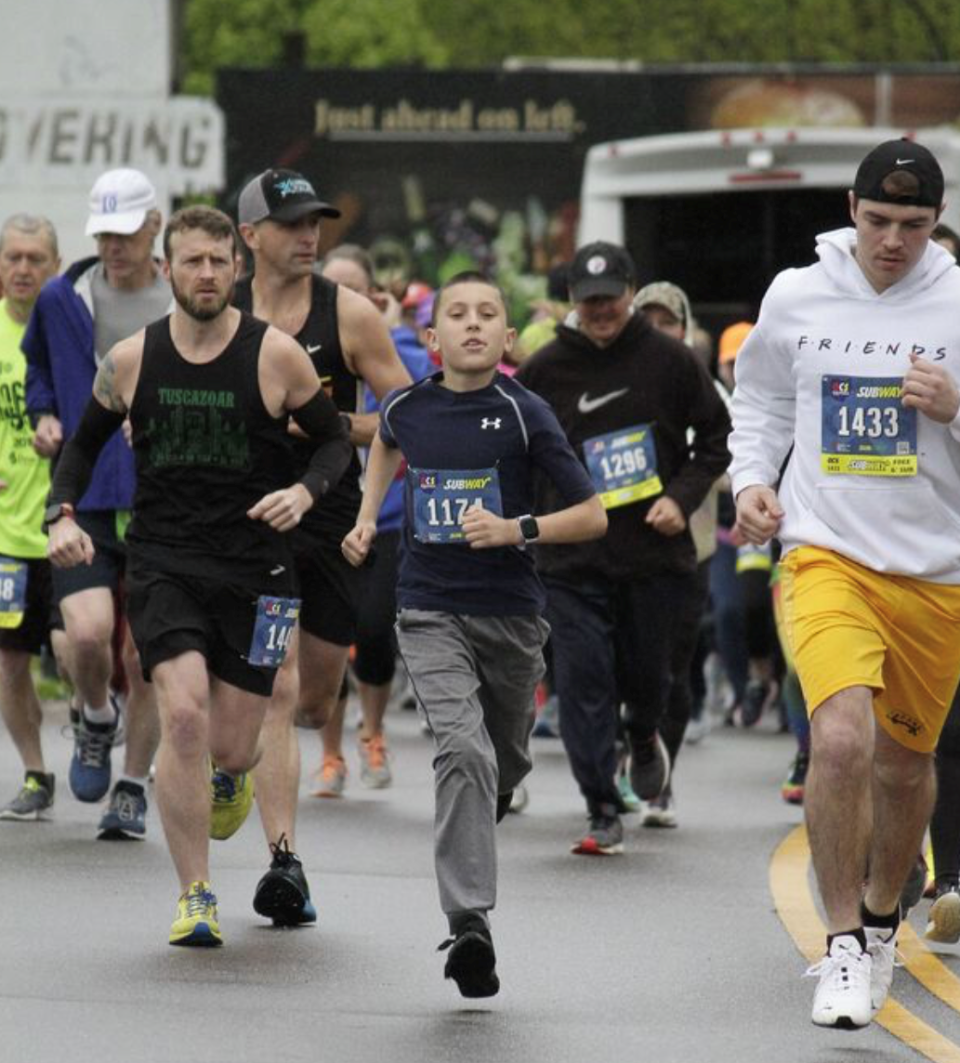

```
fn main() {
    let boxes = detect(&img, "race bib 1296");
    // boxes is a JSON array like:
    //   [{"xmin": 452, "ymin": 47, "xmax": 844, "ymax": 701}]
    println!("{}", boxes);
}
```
[{"xmin": 583, "ymin": 424, "xmax": 662, "ymax": 509}]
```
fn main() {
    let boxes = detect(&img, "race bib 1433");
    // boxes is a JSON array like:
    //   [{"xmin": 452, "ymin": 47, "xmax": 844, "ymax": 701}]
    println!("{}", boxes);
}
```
[{"xmin": 821, "ymin": 375, "xmax": 917, "ymax": 476}]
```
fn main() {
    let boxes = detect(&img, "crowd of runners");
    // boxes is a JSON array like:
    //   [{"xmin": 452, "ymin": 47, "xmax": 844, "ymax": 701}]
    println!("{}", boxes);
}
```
[{"xmin": 3, "ymin": 139, "xmax": 960, "ymax": 1024}]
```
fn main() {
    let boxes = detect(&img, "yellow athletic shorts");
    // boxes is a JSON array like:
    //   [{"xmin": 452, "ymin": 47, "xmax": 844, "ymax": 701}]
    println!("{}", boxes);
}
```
[{"xmin": 779, "ymin": 546, "xmax": 960, "ymax": 753}]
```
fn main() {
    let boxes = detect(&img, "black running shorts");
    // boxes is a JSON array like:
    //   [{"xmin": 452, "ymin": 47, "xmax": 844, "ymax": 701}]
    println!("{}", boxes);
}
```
[
  {"xmin": 291, "ymin": 535, "xmax": 368, "ymax": 647},
  {"xmin": 126, "ymin": 566, "xmax": 297, "ymax": 697}
]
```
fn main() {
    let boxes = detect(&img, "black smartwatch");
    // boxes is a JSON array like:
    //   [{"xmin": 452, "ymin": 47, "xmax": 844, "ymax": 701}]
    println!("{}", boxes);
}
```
[
  {"xmin": 42, "ymin": 501, "xmax": 75, "ymax": 534},
  {"xmin": 517, "ymin": 514, "xmax": 540, "ymax": 549}
]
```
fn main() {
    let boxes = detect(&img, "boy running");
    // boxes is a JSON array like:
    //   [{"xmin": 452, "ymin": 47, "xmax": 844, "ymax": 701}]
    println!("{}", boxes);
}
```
[{"xmin": 342, "ymin": 272, "xmax": 606, "ymax": 997}]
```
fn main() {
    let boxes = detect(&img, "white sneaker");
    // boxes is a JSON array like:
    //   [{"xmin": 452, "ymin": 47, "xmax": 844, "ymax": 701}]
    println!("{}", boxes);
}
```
[
  {"xmin": 683, "ymin": 714, "xmax": 710, "ymax": 745},
  {"xmin": 806, "ymin": 935, "xmax": 873, "ymax": 1029},
  {"xmin": 864, "ymin": 924, "xmax": 897, "ymax": 1015},
  {"xmin": 641, "ymin": 790, "xmax": 678, "ymax": 828},
  {"xmin": 508, "ymin": 783, "xmax": 529, "ymax": 814}
]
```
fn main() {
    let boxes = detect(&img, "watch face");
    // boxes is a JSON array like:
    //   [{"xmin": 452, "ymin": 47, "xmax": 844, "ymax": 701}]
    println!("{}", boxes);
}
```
[{"xmin": 519, "ymin": 516, "xmax": 539, "ymax": 541}]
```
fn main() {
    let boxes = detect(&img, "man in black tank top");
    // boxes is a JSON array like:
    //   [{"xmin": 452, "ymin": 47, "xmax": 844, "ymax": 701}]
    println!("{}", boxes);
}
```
[
  {"xmin": 46, "ymin": 207, "xmax": 351, "ymax": 948},
  {"xmin": 236, "ymin": 169, "xmax": 410, "ymax": 922}
]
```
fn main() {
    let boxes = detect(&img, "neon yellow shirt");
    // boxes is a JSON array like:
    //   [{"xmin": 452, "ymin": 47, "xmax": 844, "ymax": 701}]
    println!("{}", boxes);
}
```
[{"xmin": 0, "ymin": 300, "xmax": 49, "ymax": 558}]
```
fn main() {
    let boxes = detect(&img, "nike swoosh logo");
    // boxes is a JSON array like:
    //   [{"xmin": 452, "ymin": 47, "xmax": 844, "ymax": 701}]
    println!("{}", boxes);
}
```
[
  {"xmin": 895, "ymin": 158, "xmax": 914, "ymax": 165},
  {"xmin": 270, "ymin": 565, "xmax": 286, "ymax": 576},
  {"xmin": 577, "ymin": 388, "xmax": 629, "ymax": 414},
  {"xmin": 306, "ymin": 343, "xmax": 322, "ymax": 354}
]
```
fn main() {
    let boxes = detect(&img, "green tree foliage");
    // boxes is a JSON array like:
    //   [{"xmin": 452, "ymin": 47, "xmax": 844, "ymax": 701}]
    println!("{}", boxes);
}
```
[{"xmin": 181, "ymin": 0, "xmax": 960, "ymax": 95}]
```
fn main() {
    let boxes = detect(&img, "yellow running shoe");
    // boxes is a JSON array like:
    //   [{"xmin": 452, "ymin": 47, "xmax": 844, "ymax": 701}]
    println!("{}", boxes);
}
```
[
  {"xmin": 209, "ymin": 767, "xmax": 254, "ymax": 840},
  {"xmin": 169, "ymin": 881, "xmax": 223, "ymax": 947}
]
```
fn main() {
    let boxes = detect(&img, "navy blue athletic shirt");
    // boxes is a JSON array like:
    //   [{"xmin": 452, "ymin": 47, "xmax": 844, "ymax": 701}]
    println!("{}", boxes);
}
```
[{"xmin": 380, "ymin": 371, "xmax": 595, "ymax": 616}]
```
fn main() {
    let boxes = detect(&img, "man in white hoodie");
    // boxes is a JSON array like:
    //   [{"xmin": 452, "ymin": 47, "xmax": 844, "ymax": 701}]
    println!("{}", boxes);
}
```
[{"xmin": 730, "ymin": 138, "xmax": 960, "ymax": 1030}]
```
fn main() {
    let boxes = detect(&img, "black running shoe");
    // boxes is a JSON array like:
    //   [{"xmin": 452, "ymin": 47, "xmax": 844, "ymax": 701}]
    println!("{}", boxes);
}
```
[
  {"xmin": 439, "ymin": 915, "xmax": 499, "ymax": 998},
  {"xmin": 900, "ymin": 852, "xmax": 928, "ymax": 915},
  {"xmin": 629, "ymin": 731, "xmax": 670, "ymax": 802},
  {"xmin": 253, "ymin": 834, "xmax": 317, "ymax": 926}
]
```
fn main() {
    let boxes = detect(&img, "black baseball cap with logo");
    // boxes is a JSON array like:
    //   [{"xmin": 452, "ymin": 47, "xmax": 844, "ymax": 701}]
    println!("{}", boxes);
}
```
[
  {"xmin": 237, "ymin": 168, "xmax": 341, "ymax": 224},
  {"xmin": 568, "ymin": 241, "xmax": 637, "ymax": 301},
  {"xmin": 853, "ymin": 138, "xmax": 944, "ymax": 208}
]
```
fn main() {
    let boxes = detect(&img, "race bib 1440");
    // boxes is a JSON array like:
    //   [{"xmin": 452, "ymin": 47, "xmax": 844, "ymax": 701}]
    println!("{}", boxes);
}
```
[{"xmin": 248, "ymin": 596, "xmax": 300, "ymax": 668}]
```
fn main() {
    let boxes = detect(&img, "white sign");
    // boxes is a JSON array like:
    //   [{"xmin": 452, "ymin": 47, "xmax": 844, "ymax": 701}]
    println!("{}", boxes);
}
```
[
  {"xmin": 0, "ymin": 97, "xmax": 224, "ymax": 194},
  {"xmin": 0, "ymin": 0, "xmax": 170, "ymax": 96}
]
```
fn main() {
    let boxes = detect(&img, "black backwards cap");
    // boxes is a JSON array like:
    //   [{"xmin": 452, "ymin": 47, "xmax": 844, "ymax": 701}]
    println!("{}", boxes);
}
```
[
  {"xmin": 237, "ymin": 168, "xmax": 341, "ymax": 224},
  {"xmin": 853, "ymin": 138, "xmax": 944, "ymax": 208},
  {"xmin": 568, "ymin": 241, "xmax": 637, "ymax": 301}
]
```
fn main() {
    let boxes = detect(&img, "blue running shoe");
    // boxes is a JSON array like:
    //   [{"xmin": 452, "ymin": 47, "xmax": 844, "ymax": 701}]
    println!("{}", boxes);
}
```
[
  {"xmin": 97, "ymin": 781, "xmax": 147, "ymax": 840},
  {"xmin": 69, "ymin": 714, "xmax": 118, "ymax": 802}
]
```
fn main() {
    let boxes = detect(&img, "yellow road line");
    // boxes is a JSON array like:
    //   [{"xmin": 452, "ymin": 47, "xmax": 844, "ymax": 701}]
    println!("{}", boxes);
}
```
[
  {"xmin": 770, "ymin": 825, "xmax": 960, "ymax": 1063},
  {"xmin": 899, "ymin": 923, "xmax": 960, "ymax": 1012}
]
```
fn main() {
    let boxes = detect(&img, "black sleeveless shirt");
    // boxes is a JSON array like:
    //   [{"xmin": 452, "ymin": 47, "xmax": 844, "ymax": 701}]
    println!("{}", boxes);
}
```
[
  {"xmin": 234, "ymin": 274, "xmax": 362, "ymax": 543},
  {"xmin": 127, "ymin": 312, "xmax": 294, "ymax": 582}
]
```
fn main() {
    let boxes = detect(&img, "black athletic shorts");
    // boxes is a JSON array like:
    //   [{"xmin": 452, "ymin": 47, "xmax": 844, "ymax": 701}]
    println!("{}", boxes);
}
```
[
  {"xmin": 0, "ymin": 557, "xmax": 53, "ymax": 655},
  {"xmin": 126, "ymin": 565, "xmax": 298, "ymax": 697},
  {"xmin": 291, "ymin": 534, "xmax": 368, "ymax": 647},
  {"xmin": 51, "ymin": 510, "xmax": 127, "ymax": 603}
]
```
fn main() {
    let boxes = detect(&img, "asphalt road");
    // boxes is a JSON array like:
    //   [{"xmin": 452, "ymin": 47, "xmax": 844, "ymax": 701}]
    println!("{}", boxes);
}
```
[{"xmin": 2, "ymin": 698, "xmax": 959, "ymax": 1063}]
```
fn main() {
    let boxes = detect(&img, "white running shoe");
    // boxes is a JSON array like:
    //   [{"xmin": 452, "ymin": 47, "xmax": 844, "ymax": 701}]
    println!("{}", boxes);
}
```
[
  {"xmin": 864, "ymin": 924, "xmax": 897, "ymax": 1015},
  {"xmin": 806, "ymin": 935, "xmax": 873, "ymax": 1029}
]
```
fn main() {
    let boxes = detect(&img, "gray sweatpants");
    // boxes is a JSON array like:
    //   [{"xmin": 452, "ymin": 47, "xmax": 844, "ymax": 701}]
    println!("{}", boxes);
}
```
[{"xmin": 396, "ymin": 608, "xmax": 549, "ymax": 917}]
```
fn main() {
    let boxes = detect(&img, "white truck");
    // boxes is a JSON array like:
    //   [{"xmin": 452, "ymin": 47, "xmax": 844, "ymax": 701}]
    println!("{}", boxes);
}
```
[{"xmin": 578, "ymin": 126, "xmax": 960, "ymax": 329}]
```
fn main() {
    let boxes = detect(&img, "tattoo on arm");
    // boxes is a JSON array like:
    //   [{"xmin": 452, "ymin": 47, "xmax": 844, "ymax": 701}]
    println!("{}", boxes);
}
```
[{"xmin": 93, "ymin": 352, "xmax": 127, "ymax": 414}]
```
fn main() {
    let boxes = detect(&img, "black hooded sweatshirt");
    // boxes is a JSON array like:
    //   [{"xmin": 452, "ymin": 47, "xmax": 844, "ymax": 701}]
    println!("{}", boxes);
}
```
[{"xmin": 515, "ymin": 312, "xmax": 731, "ymax": 582}]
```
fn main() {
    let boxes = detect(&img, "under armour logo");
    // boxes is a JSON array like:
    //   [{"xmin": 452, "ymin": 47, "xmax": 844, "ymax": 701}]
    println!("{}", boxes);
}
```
[
  {"xmin": 887, "ymin": 711, "xmax": 922, "ymax": 737},
  {"xmin": 481, "ymin": 418, "xmax": 502, "ymax": 430}
]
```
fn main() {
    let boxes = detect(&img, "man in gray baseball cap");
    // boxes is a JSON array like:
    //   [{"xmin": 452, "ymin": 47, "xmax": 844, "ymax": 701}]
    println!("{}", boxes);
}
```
[{"xmin": 238, "ymin": 169, "xmax": 341, "ymax": 225}]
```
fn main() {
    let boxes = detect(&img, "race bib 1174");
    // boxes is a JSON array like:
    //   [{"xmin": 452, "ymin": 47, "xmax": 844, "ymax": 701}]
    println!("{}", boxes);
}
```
[{"xmin": 410, "ymin": 467, "xmax": 503, "ymax": 544}]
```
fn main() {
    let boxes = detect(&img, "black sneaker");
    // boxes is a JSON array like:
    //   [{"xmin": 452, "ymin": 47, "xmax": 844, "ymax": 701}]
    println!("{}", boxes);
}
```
[
  {"xmin": 781, "ymin": 751, "xmax": 809, "ymax": 805},
  {"xmin": 899, "ymin": 852, "xmax": 928, "ymax": 915},
  {"xmin": 629, "ymin": 731, "xmax": 670, "ymax": 802},
  {"xmin": 735, "ymin": 679, "xmax": 767, "ymax": 728},
  {"xmin": 439, "ymin": 914, "xmax": 499, "ymax": 998},
  {"xmin": 253, "ymin": 834, "xmax": 317, "ymax": 926}
]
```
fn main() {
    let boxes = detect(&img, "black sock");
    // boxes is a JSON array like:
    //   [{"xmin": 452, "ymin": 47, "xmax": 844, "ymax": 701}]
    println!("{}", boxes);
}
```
[
  {"xmin": 449, "ymin": 910, "xmax": 489, "ymax": 937},
  {"xmin": 25, "ymin": 770, "xmax": 50, "ymax": 788},
  {"xmin": 861, "ymin": 901, "xmax": 900, "ymax": 930},
  {"xmin": 828, "ymin": 927, "xmax": 867, "ymax": 951}
]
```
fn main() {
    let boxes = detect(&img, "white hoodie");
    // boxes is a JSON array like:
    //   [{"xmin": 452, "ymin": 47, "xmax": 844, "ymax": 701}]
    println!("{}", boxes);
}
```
[{"xmin": 729, "ymin": 227, "xmax": 960, "ymax": 582}]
